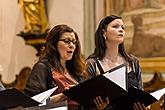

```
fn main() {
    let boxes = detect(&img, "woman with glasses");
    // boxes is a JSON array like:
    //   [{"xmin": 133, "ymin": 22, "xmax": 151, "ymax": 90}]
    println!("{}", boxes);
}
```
[{"xmin": 24, "ymin": 24, "xmax": 89, "ymax": 109}]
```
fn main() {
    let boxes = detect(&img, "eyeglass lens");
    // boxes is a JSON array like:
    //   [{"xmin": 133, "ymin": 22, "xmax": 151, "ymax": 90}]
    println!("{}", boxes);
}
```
[{"xmin": 59, "ymin": 39, "xmax": 78, "ymax": 45}]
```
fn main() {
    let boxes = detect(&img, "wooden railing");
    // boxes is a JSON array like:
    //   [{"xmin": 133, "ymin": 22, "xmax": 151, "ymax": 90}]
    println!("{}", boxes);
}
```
[
  {"xmin": 140, "ymin": 57, "xmax": 165, "ymax": 110},
  {"xmin": 140, "ymin": 57, "xmax": 165, "ymax": 72},
  {"xmin": 0, "ymin": 67, "xmax": 31, "ymax": 92}
]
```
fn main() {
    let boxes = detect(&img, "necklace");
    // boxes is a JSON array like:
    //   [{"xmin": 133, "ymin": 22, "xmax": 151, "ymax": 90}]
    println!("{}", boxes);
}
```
[
  {"xmin": 101, "ymin": 54, "xmax": 125, "ymax": 71},
  {"xmin": 103, "ymin": 54, "xmax": 122, "ymax": 64}
]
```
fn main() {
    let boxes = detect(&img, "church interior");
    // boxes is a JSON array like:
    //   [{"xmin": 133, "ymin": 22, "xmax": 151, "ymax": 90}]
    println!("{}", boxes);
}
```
[{"xmin": 0, "ymin": 0, "xmax": 165, "ymax": 109}]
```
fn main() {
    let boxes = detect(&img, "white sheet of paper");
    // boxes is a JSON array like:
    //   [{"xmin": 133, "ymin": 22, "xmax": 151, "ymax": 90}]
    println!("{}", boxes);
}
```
[
  {"xmin": 32, "ymin": 86, "xmax": 58, "ymax": 105},
  {"xmin": 103, "ymin": 65, "xmax": 126, "ymax": 91},
  {"xmin": 150, "ymin": 88, "xmax": 165, "ymax": 100}
]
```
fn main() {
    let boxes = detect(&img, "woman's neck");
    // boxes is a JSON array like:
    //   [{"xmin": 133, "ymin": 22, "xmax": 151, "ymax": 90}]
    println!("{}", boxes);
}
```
[
  {"xmin": 99, "ymin": 44, "xmax": 126, "ymax": 71},
  {"xmin": 60, "ymin": 59, "xmax": 66, "ymax": 70},
  {"xmin": 104, "ymin": 44, "xmax": 119, "ymax": 62}
]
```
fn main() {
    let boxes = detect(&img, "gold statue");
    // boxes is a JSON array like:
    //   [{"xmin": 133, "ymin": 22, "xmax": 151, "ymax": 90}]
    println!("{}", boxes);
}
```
[{"xmin": 18, "ymin": 0, "xmax": 48, "ymax": 34}]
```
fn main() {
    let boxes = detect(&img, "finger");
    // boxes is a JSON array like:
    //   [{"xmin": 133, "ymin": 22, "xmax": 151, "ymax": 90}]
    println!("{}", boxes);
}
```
[
  {"xmin": 94, "ymin": 98, "xmax": 100, "ymax": 108},
  {"xmin": 139, "ymin": 102, "xmax": 148, "ymax": 110},
  {"xmin": 94, "ymin": 97, "xmax": 103, "ymax": 109},
  {"xmin": 95, "ymin": 96, "xmax": 104, "ymax": 105},
  {"xmin": 133, "ymin": 103, "xmax": 138, "ymax": 110},
  {"xmin": 68, "ymin": 84, "xmax": 75, "ymax": 88},
  {"xmin": 64, "ymin": 87, "xmax": 69, "ymax": 90},
  {"xmin": 137, "ymin": 102, "xmax": 144, "ymax": 110},
  {"xmin": 105, "ymin": 97, "xmax": 109, "ymax": 104},
  {"xmin": 97, "ymin": 96, "xmax": 104, "ymax": 103},
  {"xmin": 134, "ymin": 102, "xmax": 147, "ymax": 110},
  {"xmin": 95, "ymin": 96, "xmax": 100, "ymax": 104},
  {"xmin": 141, "ymin": 103, "xmax": 147, "ymax": 110},
  {"xmin": 65, "ymin": 85, "xmax": 75, "ymax": 90},
  {"xmin": 93, "ymin": 97, "xmax": 98, "ymax": 105},
  {"xmin": 94, "ymin": 96, "xmax": 100, "ymax": 106}
]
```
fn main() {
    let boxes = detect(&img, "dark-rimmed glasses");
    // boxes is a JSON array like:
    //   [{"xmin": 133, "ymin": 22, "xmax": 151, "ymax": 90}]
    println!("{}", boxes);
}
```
[{"xmin": 59, "ymin": 38, "xmax": 79, "ymax": 45}]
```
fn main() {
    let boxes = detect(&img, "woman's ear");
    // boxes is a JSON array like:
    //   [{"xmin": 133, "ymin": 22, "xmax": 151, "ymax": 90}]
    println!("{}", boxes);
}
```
[
  {"xmin": 103, "ymin": 29, "xmax": 107, "ymax": 40},
  {"xmin": 103, "ymin": 33, "xmax": 107, "ymax": 40},
  {"xmin": 103, "ymin": 35, "xmax": 107, "ymax": 40}
]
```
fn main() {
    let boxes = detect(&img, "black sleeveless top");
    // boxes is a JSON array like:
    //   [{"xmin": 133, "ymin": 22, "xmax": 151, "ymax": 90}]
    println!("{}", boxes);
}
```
[
  {"xmin": 86, "ymin": 57, "xmax": 143, "ymax": 110},
  {"xmin": 86, "ymin": 57, "xmax": 143, "ymax": 90}
]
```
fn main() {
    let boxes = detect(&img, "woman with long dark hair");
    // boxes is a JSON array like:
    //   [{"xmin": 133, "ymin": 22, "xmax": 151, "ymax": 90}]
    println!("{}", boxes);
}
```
[{"xmin": 86, "ymin": 15, "xmax": 147, "ymax": 110}]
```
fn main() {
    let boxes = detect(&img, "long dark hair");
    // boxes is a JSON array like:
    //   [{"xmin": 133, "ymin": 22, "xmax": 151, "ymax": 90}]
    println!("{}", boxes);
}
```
[
  {"xmin": 40, "ymin": 24, "xmax": 87, "ymax": 78},
  {"xmin": 88, "ymin": 15, "xmax": 132, "ymax": 63}
]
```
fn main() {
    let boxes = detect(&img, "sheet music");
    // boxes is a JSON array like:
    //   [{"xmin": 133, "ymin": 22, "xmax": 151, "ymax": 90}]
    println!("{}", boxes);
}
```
[
  {"xmin": 103, "ymin": 65, "xmax": 127, "ymax": 91},
  {"xmin": 32, "ymin": 87, "xmax": 58, "ymax": 105},
  {"xmin": 150, "ymin": 88, "xmax": 165, "ymax": 100}
]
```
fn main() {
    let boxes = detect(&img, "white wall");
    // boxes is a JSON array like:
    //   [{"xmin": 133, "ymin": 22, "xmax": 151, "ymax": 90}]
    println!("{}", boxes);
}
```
[
  {"xmin": 47, "ymin": 0, "xmax": 84, "ymax": 51},
  {"xmin": 95, "ymin": 0, "xmax": 104, "ymax": 28},
  {"xmin": 0, "ymin": 0, "xmax": 37, "ymax": 83}
]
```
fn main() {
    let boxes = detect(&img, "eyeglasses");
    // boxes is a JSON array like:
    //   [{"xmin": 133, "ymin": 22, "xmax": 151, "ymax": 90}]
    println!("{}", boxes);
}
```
[{"xmin": 59, "ymin": 38, "xmax": 79, "ymax": 45}]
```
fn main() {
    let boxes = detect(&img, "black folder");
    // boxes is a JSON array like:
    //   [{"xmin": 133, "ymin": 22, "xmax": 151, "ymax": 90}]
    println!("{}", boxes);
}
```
[
  {"xmin": 63, "ymin": 74, "xmax": 128, "ymax": 108},
  {"xmin": 112, "ymin": 87, "xmax": 157, "ymax": 109},
  {"xmin": 63, "ymin": 64, "xmax": 127, "ymax": 108},
  {"xmin": 63, "ymin": 64, "xmax": 157, "ymax": 109},
  {"xmin": 0, "ymin": 88, "xmax": 40, "ymax": 109}
]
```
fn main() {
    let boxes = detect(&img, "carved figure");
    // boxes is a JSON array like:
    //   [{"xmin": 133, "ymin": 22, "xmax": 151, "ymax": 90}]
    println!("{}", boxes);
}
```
[{"xmin": 18, "ymin": 0, "xmax": 48, "ymax": 33}]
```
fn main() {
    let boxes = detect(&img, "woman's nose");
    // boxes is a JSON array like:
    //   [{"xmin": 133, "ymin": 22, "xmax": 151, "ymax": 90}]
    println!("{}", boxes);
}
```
[
  {"xmin": 119, "ymin": 27, "xmax": 124, "ymax": 32},
  {"xmin": 68, "ymin": 42, "xmax": 75, "ymax": 47}
]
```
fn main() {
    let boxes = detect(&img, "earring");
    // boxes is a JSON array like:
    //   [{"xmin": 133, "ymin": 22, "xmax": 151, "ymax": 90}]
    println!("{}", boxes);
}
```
[{"xmin": 104, "ymin": 35, "xmax": 107, "ymax": 40}]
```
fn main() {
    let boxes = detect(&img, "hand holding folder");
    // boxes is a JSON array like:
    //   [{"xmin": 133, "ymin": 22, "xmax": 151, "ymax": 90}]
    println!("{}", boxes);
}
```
[
  {"xmin": 63, "ymin": 64, "xmax": 162, "ymax": 109},
  {"xmin": 63, "ymin": 64, "xmax": 128, "ymax": 108}
]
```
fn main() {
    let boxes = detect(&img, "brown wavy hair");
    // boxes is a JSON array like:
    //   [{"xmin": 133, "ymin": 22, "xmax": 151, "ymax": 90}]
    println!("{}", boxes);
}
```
[{"xmin": 40, "ymin": 24, "xmax": 88, "ymax": 79}]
